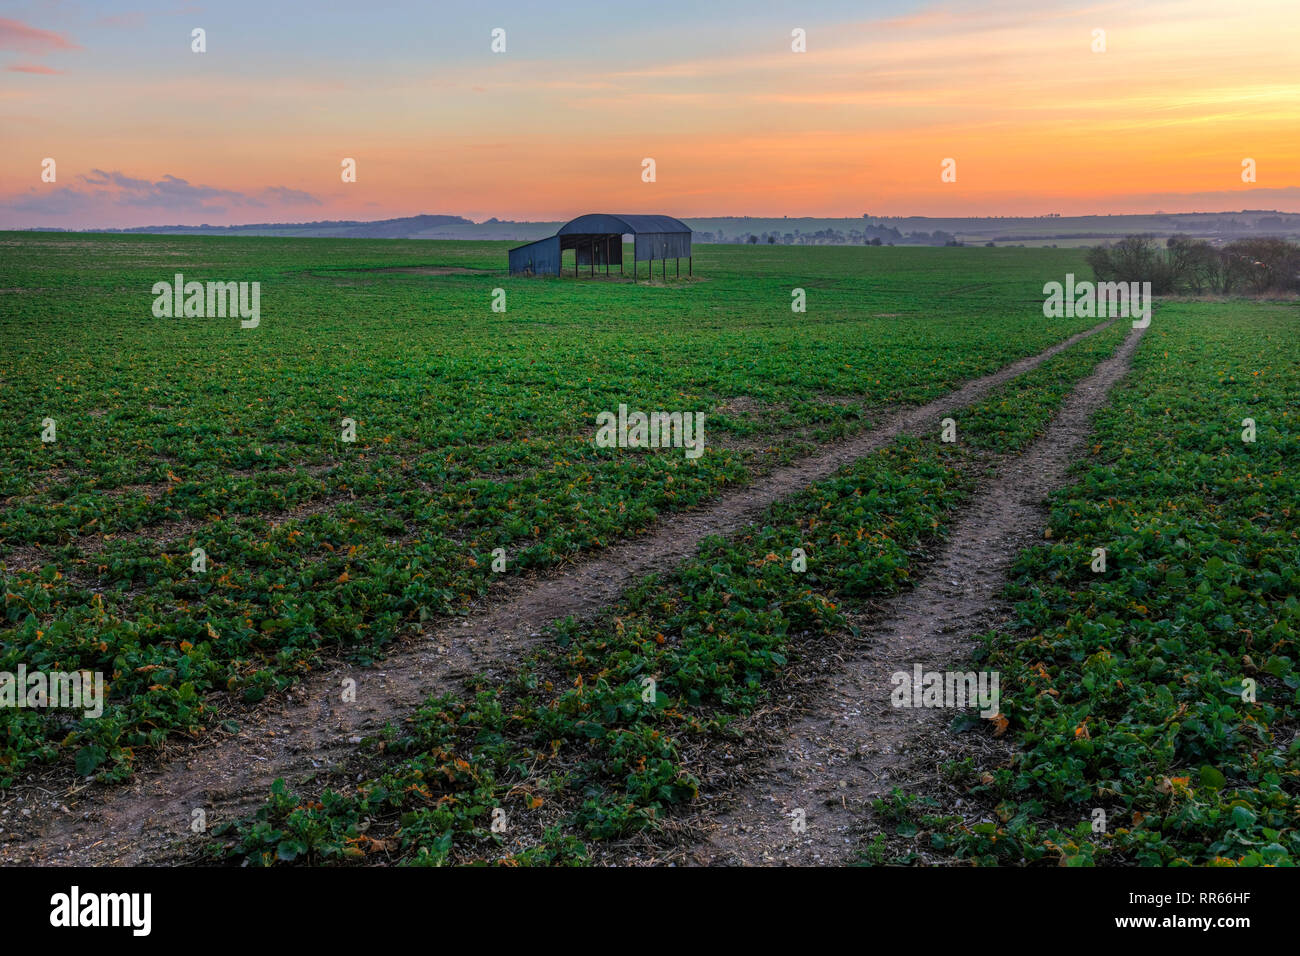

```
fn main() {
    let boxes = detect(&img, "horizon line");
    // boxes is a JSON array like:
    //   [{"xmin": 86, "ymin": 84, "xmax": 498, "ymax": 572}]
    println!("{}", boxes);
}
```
[{"xmin": 9, "ymin": 206, "xmax": 1300, "ymax": 233}]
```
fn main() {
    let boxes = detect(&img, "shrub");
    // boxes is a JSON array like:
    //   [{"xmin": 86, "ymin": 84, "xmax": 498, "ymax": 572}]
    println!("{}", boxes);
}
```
[{"xmin": 1088, "ymin": 234, "xmax": 1300, "ymax": 295}]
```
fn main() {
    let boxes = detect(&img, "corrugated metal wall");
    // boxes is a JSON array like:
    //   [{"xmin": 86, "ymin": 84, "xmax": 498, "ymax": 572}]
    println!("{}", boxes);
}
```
[
  {"xmin": 634, "ymin": 232, "xmax": 692, "ymax": 261},
  {"xmin": 508, "ymin": 236, "xmax": 561, "ymax": 276}
]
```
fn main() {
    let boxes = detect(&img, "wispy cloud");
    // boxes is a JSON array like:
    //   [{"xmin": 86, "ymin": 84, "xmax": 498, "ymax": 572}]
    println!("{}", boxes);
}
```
[
  {"xmin": 77, "ymin": 169, "xmax": 251, "ymax": 209},
  {"xmin": 7, "ymin": 63, "xmax": 62, "ymax": 74},
  {"xmin": 3, "ymin": 170, "xmax": 321, "ymax": 223},
  {"xmin": 260, "ymin": 186, "xmax": 321, "ymax": 206},
  {"xmin": 0, "ymin": 17, "xmax": 81, "ymax": 53}
]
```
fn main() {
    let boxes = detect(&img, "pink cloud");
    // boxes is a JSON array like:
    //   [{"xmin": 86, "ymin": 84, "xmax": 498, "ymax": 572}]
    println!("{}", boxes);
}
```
[
  {"xmin": 0, "ymin": 17, "xmax": 81, "ymax": 54},
  {"xmin": 7, "ymin": 63, "xmax": 62, "ymax": 74}
]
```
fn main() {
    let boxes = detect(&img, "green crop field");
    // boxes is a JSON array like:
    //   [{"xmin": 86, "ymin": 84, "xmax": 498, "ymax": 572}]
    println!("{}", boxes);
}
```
[
  {"xmin": 885, "ymin": 306, "xmax": 1300, "ymax": 867},
  {"xmin": 0, "ymin": 234, "xmax": 1099, "ymax": 778},
  {"xmin": 0, "ymin": 234, "xmax": 1295, "ymax": 869}
]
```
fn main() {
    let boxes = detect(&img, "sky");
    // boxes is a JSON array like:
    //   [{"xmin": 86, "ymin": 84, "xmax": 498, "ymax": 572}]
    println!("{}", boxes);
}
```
[{"xmin": 2, "ymin": 0, "xmax": 1298, "ymax": 228}]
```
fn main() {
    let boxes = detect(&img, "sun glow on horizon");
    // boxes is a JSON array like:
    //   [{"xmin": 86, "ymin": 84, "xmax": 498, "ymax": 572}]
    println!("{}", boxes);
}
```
[{"xmin": 2, "ymin": 0, "xmax": 1297, "ymax": 227}]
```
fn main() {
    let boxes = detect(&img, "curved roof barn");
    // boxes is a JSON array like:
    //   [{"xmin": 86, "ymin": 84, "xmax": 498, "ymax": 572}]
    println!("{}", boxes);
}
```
[
  {"xmin": 509, "ymin": 213, "xmax": 692, "ymax": 277},
  {"xmin": 557, "ymin": 213, "xmax": 690, "ymax": 235}
]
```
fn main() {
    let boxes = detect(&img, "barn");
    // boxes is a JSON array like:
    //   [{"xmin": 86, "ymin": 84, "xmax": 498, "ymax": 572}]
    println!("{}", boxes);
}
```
[{"xmin": 508, "ymin": 213, "xmax": 692, "ymax": 278}]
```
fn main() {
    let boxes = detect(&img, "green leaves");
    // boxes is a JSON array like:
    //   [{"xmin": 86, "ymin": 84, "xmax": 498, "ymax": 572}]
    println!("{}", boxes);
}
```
[
  {"xmin": 210, "ymin": 297, "xmax": 1130, "ymax": 866},
  {"xmin": 74, "ymin": 745, "xmax": 106, "ymax": 777},
  {"xmin": 1229, "ymin": 805, "xmax": 1256, "ymax": 830},
  {"xmin": 904, "ymin": 305, "xmax": 1300, "ymax": 866},
  {"xmin": 276, "ymin": 839, "xmax": 307, "ymax": 862}
]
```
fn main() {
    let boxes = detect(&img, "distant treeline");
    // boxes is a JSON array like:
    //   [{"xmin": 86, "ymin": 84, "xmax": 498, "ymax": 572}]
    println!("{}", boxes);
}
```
[
  {"xmin": 1088, "ymin": 235, "xmax": 1300, "ymax": 294},
  {"xmin": 696, "ymin": 225, "xmax": 965, "ymax": 246}
]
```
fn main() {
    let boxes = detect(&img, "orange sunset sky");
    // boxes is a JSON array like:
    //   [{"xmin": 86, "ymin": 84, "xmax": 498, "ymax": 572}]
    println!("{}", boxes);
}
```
[{"xmin": 2, "ymin": 0, "xmax": 1298, "ymax": 228}]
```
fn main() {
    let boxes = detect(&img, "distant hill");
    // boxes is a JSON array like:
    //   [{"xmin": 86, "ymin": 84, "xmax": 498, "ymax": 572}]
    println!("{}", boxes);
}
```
[
  {"xmin": 47, "ymin": 210, "xmax": 1300, "ymax": 247},
  {"xmin": 98, "ymin": 214, "xmax": 478, "ymax": 239}
]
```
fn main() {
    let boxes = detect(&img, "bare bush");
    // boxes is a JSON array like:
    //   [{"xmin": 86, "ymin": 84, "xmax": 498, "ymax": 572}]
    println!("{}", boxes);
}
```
[
  {"xmin": 1219, "ymin": 238, "xmax": 1300, "ymax": 293},
  {"xmin": 1088, "ymin": 235, "xmax": 1300, "ymax": 295}
]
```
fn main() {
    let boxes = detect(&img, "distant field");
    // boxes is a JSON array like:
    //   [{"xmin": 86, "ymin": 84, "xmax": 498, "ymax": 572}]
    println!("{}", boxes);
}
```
[{"xmin": 0, "ymin": 234, "xmax": 1104, "ymax": 781}]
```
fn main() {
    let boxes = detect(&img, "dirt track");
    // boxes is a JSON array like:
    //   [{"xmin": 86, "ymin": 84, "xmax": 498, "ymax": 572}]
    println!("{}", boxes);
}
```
[
  {"xmin": 0, "ymin": 321, "xmax": 1114, "ymax": 866},
  {"xmin": 683, "ymin": 324, "xmax": 1144, "ymax": 866}
]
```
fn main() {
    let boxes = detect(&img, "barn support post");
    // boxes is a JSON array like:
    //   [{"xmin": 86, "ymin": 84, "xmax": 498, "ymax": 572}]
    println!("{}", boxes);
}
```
[
  {"xmin": 689, "ymin": 256, "xmax": 692, "ymax": 277},
  {"xmin": 676, "ymin": 257, "xmax": 679, "ymax": 278}
]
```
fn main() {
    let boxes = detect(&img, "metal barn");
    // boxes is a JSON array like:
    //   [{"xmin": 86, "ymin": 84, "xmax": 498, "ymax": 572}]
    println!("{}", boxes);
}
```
[{"xmin": 508, "ymin": 213, "xmax": 692, "ymax": 278}]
